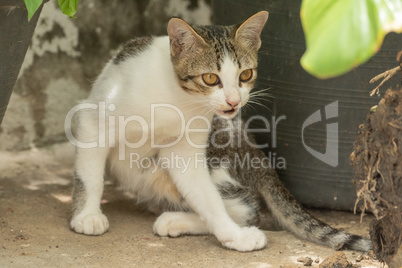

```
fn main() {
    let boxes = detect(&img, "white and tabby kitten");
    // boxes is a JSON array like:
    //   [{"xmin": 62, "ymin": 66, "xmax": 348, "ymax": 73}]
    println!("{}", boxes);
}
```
[{"xmin": 70, "ymin": 11, "xmax": 372, "ymax": 252}]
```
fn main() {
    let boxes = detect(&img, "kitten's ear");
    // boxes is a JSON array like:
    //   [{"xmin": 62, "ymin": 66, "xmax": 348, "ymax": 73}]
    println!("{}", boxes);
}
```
[
  {"xmin": 167, "ymin": 18, "xmax": 208, "ymax": 58},
  {"xmin": 235, "ymin": 11, "xmax": 269, "ymax": 50}
]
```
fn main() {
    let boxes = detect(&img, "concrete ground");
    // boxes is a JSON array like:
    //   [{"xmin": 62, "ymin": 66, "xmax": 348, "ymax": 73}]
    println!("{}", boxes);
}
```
[{"xmin": 0, "ymin": 143, "xmax": 385, "ymax": 268}]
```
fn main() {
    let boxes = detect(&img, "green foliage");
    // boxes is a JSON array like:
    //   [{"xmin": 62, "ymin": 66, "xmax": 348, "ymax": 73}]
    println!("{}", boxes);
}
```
[
  {"xmin": 23, "ymin": 0, "xmax": 78, "ymax": 21},
  {"xmin": 57, "ymin": 0, "xmax": 78, "ymax": 18},
  {"xmin": 300, "ymin": 0, "xmax": 402, "ymax": 79},
  {"xmin": 23, "ymin": 0, "xmax": 42, "ymax": 21}
]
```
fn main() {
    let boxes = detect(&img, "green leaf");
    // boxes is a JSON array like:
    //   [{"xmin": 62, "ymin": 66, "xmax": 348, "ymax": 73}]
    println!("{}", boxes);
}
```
[
  {"xmin": 23, "ymin": 0, "xmax": 43, "ymax": 21},
  {"xmin": 57, "ymin": 0, "xmax": 78, "ymax": 18},
  {"xmin": 300, "ymin": 0, "xmax": 402, "ymax": 79}
]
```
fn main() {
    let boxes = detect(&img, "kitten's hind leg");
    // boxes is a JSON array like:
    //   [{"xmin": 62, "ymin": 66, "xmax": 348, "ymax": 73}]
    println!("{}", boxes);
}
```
[
  {"xmin": 153, "ymin": 195, "xmax": 259, "ymax": 239},
  {"xmin": 212, "ymin": 168, "xmax": 260, "ymax": 227},
  {"xmin": 153, "ymin": 199, "xmax": 262, "ymax": 242},
  {"xmin": 153, "ymin": 212, "xmax": 209, "ymax": 237}
]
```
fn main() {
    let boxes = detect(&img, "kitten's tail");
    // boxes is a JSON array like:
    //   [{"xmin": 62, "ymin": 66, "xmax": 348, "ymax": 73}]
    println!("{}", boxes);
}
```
[{"xmin": 257, "ymin": 175, "xmax": 373, "ymax": 252}]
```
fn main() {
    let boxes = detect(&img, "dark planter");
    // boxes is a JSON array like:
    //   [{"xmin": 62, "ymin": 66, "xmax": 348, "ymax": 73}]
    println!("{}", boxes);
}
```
[
  {"xmin": 213, "ymin": 0, "xmax": 402, "ymax": 210},
  {"xmin": 0, "ymin": 0, "xmax": 43, "ymax": 126}
]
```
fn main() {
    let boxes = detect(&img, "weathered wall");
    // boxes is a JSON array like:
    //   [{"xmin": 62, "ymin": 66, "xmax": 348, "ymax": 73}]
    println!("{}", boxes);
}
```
[{"xmin": 0, "ymin": 0, "xmax": 211, "ymax": 151}]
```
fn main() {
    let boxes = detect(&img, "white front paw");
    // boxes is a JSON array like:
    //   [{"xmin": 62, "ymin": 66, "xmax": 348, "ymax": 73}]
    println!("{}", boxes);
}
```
[
  {"xmin": 219, "ymin": 226, "xmax": 267, "ymax": 252},
  {"xmin": 70, "ymin": 213, "xmax": 109, "ymax": 235}
]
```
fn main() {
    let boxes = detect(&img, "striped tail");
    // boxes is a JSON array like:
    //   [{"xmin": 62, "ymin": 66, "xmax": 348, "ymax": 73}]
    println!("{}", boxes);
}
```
[{"xmin": 257, "ymin": 175, "xmax": 373, "ymax": 252}]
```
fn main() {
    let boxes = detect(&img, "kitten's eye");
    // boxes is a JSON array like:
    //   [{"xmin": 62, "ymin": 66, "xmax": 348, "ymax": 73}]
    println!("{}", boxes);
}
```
[
  {"xmin": 240, "ymin": 69, "xmax": 253, "ymax": 82},
  {"xmin": 202, "ymin": 73, "xmax": 220, "ymax": 86}
]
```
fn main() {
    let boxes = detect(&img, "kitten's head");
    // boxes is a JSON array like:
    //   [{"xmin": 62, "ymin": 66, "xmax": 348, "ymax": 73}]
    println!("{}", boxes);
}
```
[{"xmin": 167, "ymin": 11, "xmax": 268, "ymax": 119}]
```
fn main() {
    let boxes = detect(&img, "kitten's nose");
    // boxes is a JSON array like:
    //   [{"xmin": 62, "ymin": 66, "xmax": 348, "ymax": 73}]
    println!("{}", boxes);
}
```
[{"xmin": 226, "ymin": 99, "xmax": 240, "ymax": 108}]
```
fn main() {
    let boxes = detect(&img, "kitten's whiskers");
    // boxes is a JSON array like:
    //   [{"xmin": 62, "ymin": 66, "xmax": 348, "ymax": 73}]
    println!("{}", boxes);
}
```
[{"xmin": 244, "ymin": 87, "xmax": 272, "ymax": 112}]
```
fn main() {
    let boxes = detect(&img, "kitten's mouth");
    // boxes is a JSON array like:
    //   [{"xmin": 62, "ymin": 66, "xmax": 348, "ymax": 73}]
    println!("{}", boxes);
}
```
[{"xmin": 216, "ymin": 108, "xmax": 238, "ymax": 118}]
